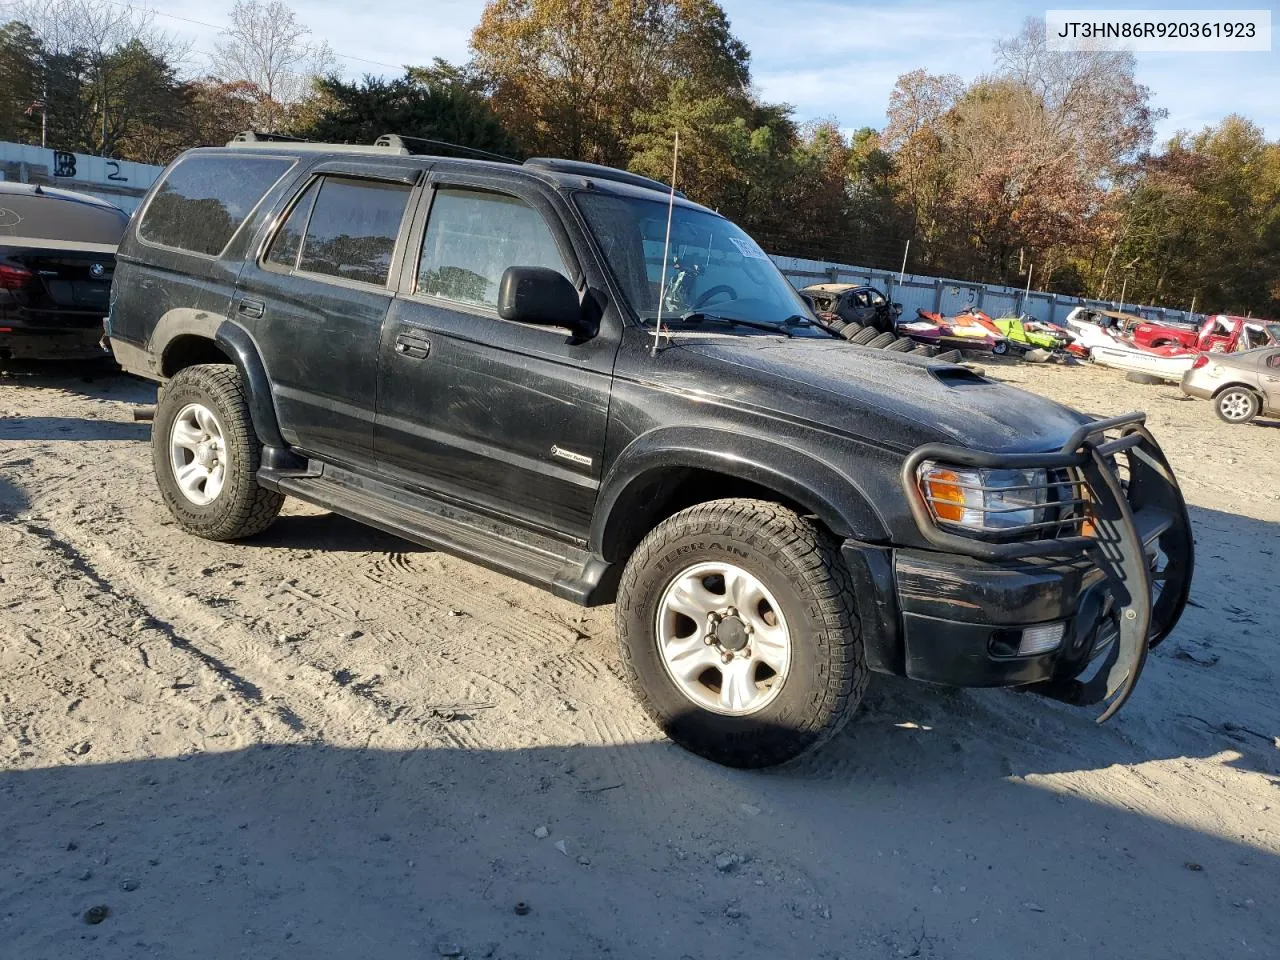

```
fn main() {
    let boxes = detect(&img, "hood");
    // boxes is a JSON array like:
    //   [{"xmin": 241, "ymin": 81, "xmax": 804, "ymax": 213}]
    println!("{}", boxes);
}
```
[{"xmin": 670, "ymin": 334, "xmax": 1090, "ymax": 454}]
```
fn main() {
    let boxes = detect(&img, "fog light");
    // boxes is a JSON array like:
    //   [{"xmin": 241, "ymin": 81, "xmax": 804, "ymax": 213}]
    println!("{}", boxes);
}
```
[{"xmin": 1018, "ymin": 622, "xmax": 1066, "ymax": 656}]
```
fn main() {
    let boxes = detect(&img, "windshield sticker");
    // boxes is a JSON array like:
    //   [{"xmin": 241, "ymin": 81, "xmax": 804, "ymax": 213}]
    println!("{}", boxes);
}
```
[{"xmin": 729, "ymin": 236, "xmax": 769, "ymax": 261}]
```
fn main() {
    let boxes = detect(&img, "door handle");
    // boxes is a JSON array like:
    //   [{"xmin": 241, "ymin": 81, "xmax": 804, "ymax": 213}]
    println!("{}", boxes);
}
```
[
  {"xmin": 237, "ymin": 297, "xmax": 265, "ymax": 319},
  {"xmin": 394, "ymin": 331, "xmax": 431, "ymax": 359}
]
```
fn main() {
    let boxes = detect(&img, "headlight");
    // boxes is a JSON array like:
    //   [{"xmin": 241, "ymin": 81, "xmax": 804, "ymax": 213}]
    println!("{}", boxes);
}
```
[{"xmin": 917, "ymin": 462, "xmax": 1048, "ymax": 534}]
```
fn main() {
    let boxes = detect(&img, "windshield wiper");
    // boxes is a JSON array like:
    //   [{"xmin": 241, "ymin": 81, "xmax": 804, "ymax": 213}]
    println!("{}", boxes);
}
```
[
  {"xmin": 780, "ymin": 313, "xmax": 842, "ymax": 337},
  {"xmin": 650, "ymin": 311, "xmax": 795, "ymax": 337}
]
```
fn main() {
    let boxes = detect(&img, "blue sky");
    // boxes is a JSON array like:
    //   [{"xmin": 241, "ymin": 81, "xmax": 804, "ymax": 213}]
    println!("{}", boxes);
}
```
[{"xmin": 154, "ymin": 0, "xmax": 1279, "ymax": 143}]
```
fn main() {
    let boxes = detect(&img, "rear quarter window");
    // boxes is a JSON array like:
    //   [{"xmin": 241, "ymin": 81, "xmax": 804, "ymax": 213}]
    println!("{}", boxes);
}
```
[{"xmin": 138, "ymin": 154, "xmax": 293, "ymax": 257}]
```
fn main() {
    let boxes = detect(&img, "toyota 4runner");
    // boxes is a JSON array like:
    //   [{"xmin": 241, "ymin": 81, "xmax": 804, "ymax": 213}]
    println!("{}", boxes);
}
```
[{"xmin": 104, "ymin": 136, "xmax": 1194, "ymax": 768}]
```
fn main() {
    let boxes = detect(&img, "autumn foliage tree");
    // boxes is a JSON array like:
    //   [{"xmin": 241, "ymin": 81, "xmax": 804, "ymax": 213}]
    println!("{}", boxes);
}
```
[{"xmin": 470, "ymin": 0, "xmax": 749, "ymax": 166}]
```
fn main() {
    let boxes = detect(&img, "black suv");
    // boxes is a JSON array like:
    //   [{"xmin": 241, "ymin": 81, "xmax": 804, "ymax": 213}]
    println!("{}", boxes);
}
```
[{"xmin": 105, "ymin": 138, "xmax": 1193, "ymax": 767}]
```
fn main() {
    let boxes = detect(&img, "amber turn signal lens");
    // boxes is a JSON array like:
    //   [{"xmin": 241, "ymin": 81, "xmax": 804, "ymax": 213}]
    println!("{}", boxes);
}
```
[{"xmin": 923, "ymin": 468, "xmax": 966, "ymax": 522}]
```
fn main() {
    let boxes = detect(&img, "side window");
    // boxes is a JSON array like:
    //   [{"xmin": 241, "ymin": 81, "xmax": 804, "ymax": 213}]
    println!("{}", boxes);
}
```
[
  {"xmin": 139, "ymin": 154, "xmax": 293, "ymax": 256},
  {"xmin": 417, "ymin": 188, "xmax": 569, "ymax": 310},
  {"xmin": 265, "ymin": 180, "xmax": 319, "ymax": 270},
  {"xmin": 294, "ymin": 177, "xmax": 411, "ymax": 287},
  {"xmin": 1267, "ymin": 353, "xmax": 1280, "ymax": 369}
]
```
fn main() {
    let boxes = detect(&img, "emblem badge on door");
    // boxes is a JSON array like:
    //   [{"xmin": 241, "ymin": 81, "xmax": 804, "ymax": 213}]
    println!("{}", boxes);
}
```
[{"xmin": 551, "ymin": 445, "xmax": 592, "ymax": 467}]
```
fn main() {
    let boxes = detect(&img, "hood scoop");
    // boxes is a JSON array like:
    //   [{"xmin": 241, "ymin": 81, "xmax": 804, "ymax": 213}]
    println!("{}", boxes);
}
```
[{"xmin": 929, "ymin": 365, "xmax": 991, "ymax": 387}]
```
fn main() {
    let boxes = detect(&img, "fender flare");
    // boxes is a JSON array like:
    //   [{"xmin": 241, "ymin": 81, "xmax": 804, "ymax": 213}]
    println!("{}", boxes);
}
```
[
  {"xmin": 214, "ymin": 320, "xmax": 287, "ymax": 449},
  {"xmin": 590, "ymin": 426, "xmax": 890, "ymax": 561}
]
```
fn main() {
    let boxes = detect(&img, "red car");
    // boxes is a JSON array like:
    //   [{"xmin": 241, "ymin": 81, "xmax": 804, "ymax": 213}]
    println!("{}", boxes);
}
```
[{"xmin": 1130, "ymin": 317, "xmax": 1227, "ymax": 351}]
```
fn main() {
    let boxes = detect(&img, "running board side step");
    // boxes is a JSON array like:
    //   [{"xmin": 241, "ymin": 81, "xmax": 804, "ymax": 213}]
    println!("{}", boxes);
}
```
[{"xmin": 258, "ymin": 462, "xmax": 617, "ymax": 606}]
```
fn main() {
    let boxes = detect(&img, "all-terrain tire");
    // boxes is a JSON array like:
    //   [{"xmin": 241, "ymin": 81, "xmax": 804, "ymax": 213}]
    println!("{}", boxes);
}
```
[
  {"xmin": 849, "ymin": 326, "xmax": 881, "ymax": 345},
  {"xmin": 615, "ymin": 498, "xmax": 867, "ymax": 768},
  {"xmin": 1215, "ymin": 386, "xmax": 1261, "ymax": 424},
  {"xmin": 152, "ymin": 364, "xmax": 284, "ymax": 541}
]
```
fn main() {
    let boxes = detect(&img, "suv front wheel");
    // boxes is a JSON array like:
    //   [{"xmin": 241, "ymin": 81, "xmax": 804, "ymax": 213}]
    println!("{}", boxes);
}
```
[
  {"xmin": 615, "ymin": 498, "xmax": 866, "ymax": 767},
  {"xmin": 152, "ymin": 364, "xmax": 284, "ymax": 541}
]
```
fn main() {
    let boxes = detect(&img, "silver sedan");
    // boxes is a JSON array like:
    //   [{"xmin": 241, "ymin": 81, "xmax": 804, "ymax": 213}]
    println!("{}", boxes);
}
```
[{"xmin": 1181, "ymin": 347, "xmax": 1280, "ymax": 424}]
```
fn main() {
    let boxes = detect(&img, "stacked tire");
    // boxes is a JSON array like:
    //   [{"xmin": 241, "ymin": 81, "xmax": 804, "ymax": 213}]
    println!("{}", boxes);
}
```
[{"xmin": 833, "ymin": 320, "xmax": 964, "ymax": 364}]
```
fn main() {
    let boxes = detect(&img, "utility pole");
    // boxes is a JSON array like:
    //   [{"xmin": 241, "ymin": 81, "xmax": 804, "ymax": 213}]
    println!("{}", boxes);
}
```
[{"xmin": 899, "ymin": 240, "xmax": 910, "ymax": 284}]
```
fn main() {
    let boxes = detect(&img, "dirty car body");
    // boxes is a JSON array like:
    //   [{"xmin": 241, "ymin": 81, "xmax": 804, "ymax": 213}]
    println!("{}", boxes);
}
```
[
  {"xmin": 105, "ymin": 142, "xmax": 1194, "ymax": 763},
  {"xmin": 0, "ymin": 183, "xmax": 127, "ymax": 361}
]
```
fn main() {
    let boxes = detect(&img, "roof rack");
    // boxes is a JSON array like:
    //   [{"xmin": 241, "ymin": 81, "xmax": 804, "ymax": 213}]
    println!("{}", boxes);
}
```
[
  {"xmin": 219, "ymin": 134, "xmax": 684, "ymax": 198},
  {"xmin": 225, "ymin": 131, "xmax": 409, "ymax": 155},
  {"xmin": 374, "ymin": 134, "xmax": 519, "ymax": 163},
  {"xmin": 523, "ymin": 157, "xmax": 685, "ymax": 197}
]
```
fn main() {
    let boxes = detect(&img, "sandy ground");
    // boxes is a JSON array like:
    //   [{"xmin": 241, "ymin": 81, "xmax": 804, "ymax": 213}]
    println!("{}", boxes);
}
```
[{"xmin": 1, "ymin": 357, "xmax": 1278, "ymax": 960}]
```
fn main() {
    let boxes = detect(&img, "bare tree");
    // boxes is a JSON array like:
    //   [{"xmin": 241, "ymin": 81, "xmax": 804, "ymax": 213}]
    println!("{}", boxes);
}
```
[
  {"xmin": 3, "ymin": 0, "xmax": 187, "ymax": 60},
  {"xmin": 210, "ymin": 0, "xmax": 335, "ymax": 131}
]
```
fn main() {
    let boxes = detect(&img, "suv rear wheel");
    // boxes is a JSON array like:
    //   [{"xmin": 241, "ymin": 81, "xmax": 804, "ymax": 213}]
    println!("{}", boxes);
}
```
[
  {"xmin": 615, "ymin": 498, "xmax": 866, "ymax": 767},
  {"xmin": 152, "ymin": 364, "xmax": 284, "ymax": 540}
]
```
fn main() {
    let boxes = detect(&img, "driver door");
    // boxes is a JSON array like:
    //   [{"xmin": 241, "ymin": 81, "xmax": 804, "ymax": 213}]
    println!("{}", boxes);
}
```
[{"xmin": 375, "ymin": 179, "xmax": 617, "ymax": 541}]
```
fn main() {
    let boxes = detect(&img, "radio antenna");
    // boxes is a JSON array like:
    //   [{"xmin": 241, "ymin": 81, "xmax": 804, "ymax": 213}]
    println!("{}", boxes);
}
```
[{"xmin": 650, "ymin": 131, "xmax": 680, "ymax": 358}]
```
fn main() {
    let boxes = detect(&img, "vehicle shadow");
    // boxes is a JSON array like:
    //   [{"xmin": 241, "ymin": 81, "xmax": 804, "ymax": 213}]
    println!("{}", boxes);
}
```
[
  {"xmin": 246, "ymin": 510, "xmax": 432, "ymax": 555},
  {"xmin": 0, "ymin": 363, "xmax": 155, "ymax": 404},
  {"xmin": 0, "ymin": 416, "xmax": 151, "ymax": 442},
  {"xmin": 3, "ymin": 733, "xmax": 1276, "ymax": 960}
]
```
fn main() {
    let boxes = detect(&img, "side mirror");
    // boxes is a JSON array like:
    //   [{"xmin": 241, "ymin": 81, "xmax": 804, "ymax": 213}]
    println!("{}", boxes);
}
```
[{"xmin": 497, "ymin": 266, "xmax": 584, "ymax": 332}]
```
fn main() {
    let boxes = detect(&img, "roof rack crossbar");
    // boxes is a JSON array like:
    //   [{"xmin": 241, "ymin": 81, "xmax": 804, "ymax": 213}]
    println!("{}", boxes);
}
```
[{"xmin": 375, "ymin": 134, "xmax": 519, "ymax": 164}]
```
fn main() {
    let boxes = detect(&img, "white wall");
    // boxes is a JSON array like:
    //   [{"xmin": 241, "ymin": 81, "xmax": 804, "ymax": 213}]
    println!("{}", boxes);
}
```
[{"xmin": 0, "ymin": 141, "xmax": 163, "ymax": 214}]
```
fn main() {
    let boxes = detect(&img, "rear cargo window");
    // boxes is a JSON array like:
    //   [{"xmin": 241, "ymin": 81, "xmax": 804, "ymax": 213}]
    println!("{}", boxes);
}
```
[{"xmin": 138, "ymin": 154, "xmax": 292, "ymax": 257}]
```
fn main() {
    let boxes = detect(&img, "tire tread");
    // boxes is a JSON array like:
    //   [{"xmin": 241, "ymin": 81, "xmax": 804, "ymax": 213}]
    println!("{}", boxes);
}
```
[
  {"xmin": 615, "ymin": 498, "xmax": 868, "ymax": 766},
  {"xmin": 152, "ymin": 364, "xmax": 284, "ymax": 541}
]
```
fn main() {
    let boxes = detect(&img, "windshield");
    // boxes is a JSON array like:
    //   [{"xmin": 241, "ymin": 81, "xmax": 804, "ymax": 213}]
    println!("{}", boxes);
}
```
[{"xmin": 576, "ymin": 192, "xmax": 822, "ymax": 334}]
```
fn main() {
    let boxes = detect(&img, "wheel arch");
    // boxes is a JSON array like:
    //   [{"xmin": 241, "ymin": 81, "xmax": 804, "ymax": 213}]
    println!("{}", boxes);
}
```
[
  {"xmin": 1211, "ymin": 381, "xmax": 1262, "ymax": 400},
  {"xmin": 154, "ymin": 311, "xmax": 286, "ymax": 450},
  {"xmin": 591, "ymin": 429, "xmax": 890, "ymax": 570}
]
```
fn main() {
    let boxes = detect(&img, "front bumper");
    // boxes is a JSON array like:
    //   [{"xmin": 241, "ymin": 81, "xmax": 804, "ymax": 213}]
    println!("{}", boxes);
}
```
[
  {"xmin": 895, "ymin": 549, "xmax": 1111, "ymax": 688},
  {"xmin": 850, "ymin": 412, "xmax": 1194, "ymax": 722}
]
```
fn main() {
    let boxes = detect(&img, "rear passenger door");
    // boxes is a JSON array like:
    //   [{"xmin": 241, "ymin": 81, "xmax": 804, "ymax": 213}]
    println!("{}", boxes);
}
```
[{"xmin": 236, "ymin": 165, "xmax": 418, "ymax": 464}]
